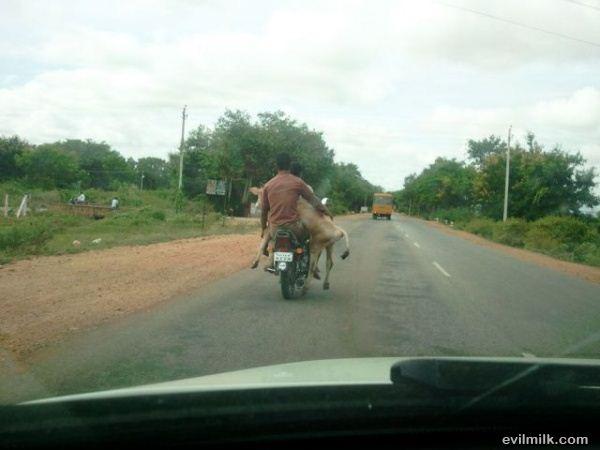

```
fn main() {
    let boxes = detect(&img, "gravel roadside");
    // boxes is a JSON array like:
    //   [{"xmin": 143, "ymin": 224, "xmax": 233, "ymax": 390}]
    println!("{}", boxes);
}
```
[{"xmin": 0, "ymin": 233, "xmax": 261, "ymax": 359}]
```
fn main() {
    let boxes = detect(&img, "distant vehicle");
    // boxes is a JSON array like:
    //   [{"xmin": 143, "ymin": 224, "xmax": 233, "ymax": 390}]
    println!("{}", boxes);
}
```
[{"xmin": 372, "ymin": 193, "xmax": 393, "ymax": 220}]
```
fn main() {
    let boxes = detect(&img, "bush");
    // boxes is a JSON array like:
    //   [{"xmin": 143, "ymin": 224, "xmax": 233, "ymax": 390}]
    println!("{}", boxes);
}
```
[
  {"xmin": 573, "ymin": 242, "xmax": 600, "ymax": 266},
  {"xmin": 492, "ymin": 218, "xmax": 529, "ymax": 247},
  {"xmin": 523, "ymin": 227, "xmax": 561, "ymax": 252},
  {"xmin": 430, "ymin": 207, "xmax": 475, "ymax": 224},
  {"xmin": 0, "ymin": 220, "xmax": 54, "ymax": 254},
  {"xmin": 524, "ymin": 216, "xmax": 596, "ymax": 252},
  {"xmin": 0, "ymin": 180, "xmax": 31, "ymax": 196},
  {"xmin": 151, "ymin": 210, "xmax": 166, "ymax": 221},
  {"xmin": 462, "ymin": 218, "xmax": 496, "ymax": 239}
]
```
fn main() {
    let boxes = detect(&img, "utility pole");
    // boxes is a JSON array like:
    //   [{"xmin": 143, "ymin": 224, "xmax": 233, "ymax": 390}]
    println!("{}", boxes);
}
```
[
  {"xmin": 503, "ymin": 125, "xmax": 512, "ymax": 222},
  {"xmin": 140, "ymin": 172, "xmax": 145, "ymax": 191},
  {"xmin": 177, "ymin": 105, "xmax": 188, "ymax": 190}
]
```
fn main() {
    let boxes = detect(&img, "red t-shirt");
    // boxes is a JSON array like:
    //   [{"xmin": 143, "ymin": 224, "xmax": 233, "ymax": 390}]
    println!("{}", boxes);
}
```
[{"xmin": 262, "ymin": 172, "xmax": 314, "ymax": 226}]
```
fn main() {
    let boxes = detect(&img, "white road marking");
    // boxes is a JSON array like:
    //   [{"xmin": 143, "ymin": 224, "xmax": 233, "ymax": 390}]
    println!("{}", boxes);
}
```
[
  {"xmin": 432, "ymin": 261, "xmax": 450, "ymax": 277},
  {"xmin": 413, "ymin": 242, "xmax": 420, "ymax": 248},
  {"xmin": 521, "ymin": 352, "xmax": 536, "ymax": 358}
]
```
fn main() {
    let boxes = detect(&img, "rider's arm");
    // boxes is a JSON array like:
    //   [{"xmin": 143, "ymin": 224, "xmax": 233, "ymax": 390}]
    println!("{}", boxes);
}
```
[
  {"xmin": 297, "ymin": 180, "xmax": 333, "ymax": 219},
  {"xmin": 260, "ymin": 188, "xmax": 270, "ymax": 235}
]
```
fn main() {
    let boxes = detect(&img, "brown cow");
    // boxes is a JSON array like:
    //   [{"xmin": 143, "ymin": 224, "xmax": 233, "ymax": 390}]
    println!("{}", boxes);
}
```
[{"xmin": 249, "ymin": 187, "xmax": 349, "ymax": 291}]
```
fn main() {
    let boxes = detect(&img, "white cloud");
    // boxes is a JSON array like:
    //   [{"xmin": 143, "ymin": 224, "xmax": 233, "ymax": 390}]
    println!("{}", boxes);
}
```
[
  {"xmin": 1, "ymin": 0, "xmax": 600, "ymax": 190},
  {"xmin": 531, "ymin": 87, "xmax": 600, "ymax": 131},
  {"xmin": 426, "ymin": 87, "xmax": 600, "ymax": 136}
]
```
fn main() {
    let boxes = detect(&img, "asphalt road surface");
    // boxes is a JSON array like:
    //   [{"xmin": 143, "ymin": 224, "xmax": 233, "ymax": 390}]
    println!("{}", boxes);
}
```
[{"xmin": 6, "ymin": 215, "xmax": 600, "ymax": 402}]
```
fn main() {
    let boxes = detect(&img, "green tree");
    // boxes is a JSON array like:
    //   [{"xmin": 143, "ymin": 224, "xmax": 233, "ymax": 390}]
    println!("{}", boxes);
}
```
[
  {"xmin": 54, "ymin": 139, "xmax": 135, "ymax": 189},
  {"xmin": 135, "ymin": 157, "xmax": 171, "ymax": 190},
  {"xmin": 0, "ymin": 136, "xmax": 31, "ymax": 180},
  {"xmin": 210, "ymin": 110, "xmax": 257, "ymax": 182},
  {"xmin": 257, "ymin": 111, "xmax": 335, "ymax": 191},
  {"xmin": 16, "ymin": 147, "xmax": 81, "ymax": 189},
  {"xmin": 169, "ymin": 124, "xmax": 213, "ymax": 197},
  {"xmin": 175, "ymin": 110, "xmax": 340, "ymax": 215},
  {"xmin": 329, "ymin": 162, "xmax": 381, "ymax": 213},
  {"xmin": 395, "ymin": 158, "xmax": 475, "ymax": 214},
  {"xmin": 467, "ymin": 135, "xmax": 504, "ymax": 167},
  {"xmin": 473, "ymin": 134, "xmax": 598, "ymax": 220}
]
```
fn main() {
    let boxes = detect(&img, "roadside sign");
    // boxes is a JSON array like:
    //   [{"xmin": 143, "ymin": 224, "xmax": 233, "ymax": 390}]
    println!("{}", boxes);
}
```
[
  {"xmin": 206, "ymin": 179, "xmax": 227, "ymax": 196},
  {"xmin": 206, "ymin": 179, "xmax": 217, "ymax": 195},
  {"xmin": 216, "ymin": 180, "xmax": 227, "ymax": 196}
]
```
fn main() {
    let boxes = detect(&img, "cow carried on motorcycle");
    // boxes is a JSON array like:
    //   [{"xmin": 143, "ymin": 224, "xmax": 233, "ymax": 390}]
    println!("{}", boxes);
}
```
[{"xmin": 250, "ymin": 154, "xmax": 350, "ymax": 299}]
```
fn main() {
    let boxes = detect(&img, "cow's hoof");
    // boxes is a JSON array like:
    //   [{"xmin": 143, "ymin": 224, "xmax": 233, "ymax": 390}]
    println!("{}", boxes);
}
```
[
  {"xmin": 341, "ymin": 250, "xmax": 350, "ymax": 260},
  {"xmin": 250, "ymin": 260, "xmax": 258, "ymax": 269},
  {"xmin": 262, "ymin": 249, "xmax": 269, "ymax": 257},
  {"xmin": 313, "ymin": 270, "xmax": 321, "ymax": 280},
  {"xmin": 323, "ymin": 282, "xmax": 330, "ymax": 290}
]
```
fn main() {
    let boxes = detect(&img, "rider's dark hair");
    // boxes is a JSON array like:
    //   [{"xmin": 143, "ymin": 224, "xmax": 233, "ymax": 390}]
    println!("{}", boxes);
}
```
[
  {"xmin": 276, "ymin": 153, "xmax": 292, "ymax": 171},
  {"xmin": 290, "ymin": 162, "xmax": 302, "ymax": 177}
]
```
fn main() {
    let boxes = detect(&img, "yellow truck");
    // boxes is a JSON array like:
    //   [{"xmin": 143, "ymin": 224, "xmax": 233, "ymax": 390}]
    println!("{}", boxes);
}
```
[{"xmin": 372, "ymin": 192, "xmax": 393, "ymax": 220}]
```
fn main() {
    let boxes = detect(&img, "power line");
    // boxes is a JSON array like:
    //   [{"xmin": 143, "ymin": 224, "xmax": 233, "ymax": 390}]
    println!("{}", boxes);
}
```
[
  {"xmin": 559, "ymin": 0, "xmax": 600, "ymax": 12},
  {"xmin": 434, "ymin": 1, "xmax": 600, "ymax": 48}
]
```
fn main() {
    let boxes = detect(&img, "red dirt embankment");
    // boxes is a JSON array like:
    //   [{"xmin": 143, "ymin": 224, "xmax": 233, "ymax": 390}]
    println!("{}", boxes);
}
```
[{"xmin": 0, "ymin": 234, "xmax": 261, "ymax": 358}]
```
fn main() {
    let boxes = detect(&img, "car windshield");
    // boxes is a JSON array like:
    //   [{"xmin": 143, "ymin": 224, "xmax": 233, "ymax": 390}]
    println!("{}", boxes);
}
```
[{"xmin": 1, "ymin": 0, "xmax": 599, "ymax": 412}]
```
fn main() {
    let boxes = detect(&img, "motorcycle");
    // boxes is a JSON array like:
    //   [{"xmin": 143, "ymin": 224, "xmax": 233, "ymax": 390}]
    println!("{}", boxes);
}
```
[
  {"xmin": 271, "ymin": 227, "xmax": 311, "ymax": 299},
  {"xmin": 267, "ymin": 198, "xmax": 329, "ymax": 300}
]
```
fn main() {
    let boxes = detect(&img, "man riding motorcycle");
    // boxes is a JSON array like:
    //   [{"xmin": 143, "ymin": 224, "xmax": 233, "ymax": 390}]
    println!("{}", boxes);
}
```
[{"xmin": 261, "ymin": 153, "xmax": 331, "ymax": 270}]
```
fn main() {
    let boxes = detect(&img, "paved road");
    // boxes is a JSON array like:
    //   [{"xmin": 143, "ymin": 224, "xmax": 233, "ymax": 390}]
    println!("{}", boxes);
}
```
[{"xmin": 5, "ymin": 215, "xmax": 600, "ymax": 402}]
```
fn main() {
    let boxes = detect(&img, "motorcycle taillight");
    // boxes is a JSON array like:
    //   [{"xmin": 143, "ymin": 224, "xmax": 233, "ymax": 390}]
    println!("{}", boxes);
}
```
[{"xmin": 275, "ymin": 235, "xmax": 292, "ymax": 252}]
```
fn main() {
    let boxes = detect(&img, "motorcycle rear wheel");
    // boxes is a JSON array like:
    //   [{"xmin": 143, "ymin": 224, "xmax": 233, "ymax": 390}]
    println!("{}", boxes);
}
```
[{"xmin": 280, "ymin": 265, "xmax": 296, "ymax": 300}]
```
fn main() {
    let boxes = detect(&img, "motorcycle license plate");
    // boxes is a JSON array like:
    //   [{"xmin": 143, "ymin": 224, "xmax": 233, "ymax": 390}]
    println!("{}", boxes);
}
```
[{"xmin": 274, "ymin": 252, "xmax": 294, "ymax": 262}]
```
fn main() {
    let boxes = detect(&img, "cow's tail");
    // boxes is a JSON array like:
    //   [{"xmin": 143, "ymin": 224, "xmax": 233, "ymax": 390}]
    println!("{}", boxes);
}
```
[{"xmin": 339, "ymin": 228, "xmax": 350, "ymax": 260}]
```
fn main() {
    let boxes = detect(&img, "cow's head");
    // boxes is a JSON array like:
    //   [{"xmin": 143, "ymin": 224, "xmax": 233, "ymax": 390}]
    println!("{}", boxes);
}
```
[{"xmin": 248, "ymin": 186, "xmax": 263, "ymax": 216}]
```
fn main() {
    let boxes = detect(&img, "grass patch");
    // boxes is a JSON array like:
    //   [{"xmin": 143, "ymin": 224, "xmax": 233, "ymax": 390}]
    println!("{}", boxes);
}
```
[
  {"xmin": 0, "ymin": 185, "xmax": 258, "ymax": 264},
  {"xmin": 461, "ymin": 218, "xmax": 496, "ymax": 240},
  {"xmin": 427, "ymin": 207, "xmax": 475, "ymax": 224},
  {"xmin": 0, "ymin": 218, "xmax": 55, "ymax": 255}
]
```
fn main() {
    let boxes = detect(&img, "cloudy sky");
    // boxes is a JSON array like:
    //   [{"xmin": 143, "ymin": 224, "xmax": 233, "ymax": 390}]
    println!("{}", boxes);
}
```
[{"xmin": 1, "ymin": 0, "xmax": 599, "ymax": 190}]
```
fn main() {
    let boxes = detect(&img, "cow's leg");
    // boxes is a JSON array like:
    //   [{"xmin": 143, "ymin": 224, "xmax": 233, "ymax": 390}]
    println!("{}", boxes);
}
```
[
  {"xmin": 323, "ymin": 245, "xmax": 334, "ymax": 290},
  {"xmin": 302, "ymin": 244, "xmax": 321, "ymax": 294},
  {"xmin": 251, "ymin": 233, "xmax": 270, "ymax": 269},
  {"xmin": 312, "ymin": 250, "xmax": 322, "ymax": 280},
  {"xmin": 338, "ymin": 227, "xmax": 350, "ymax": 260}
]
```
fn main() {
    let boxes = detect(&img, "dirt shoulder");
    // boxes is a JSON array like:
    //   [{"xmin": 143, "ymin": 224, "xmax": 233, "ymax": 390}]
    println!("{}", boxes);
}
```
[
  {"xmin": 415, "ymin": 217, "xmax": 600, "ymax": 284},
  {"xmin": 0, "ymin": 233, "xmax": 261, "ymax": 360}
]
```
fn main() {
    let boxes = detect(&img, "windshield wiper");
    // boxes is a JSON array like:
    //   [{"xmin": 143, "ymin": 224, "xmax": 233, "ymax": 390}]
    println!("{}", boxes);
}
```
[
  {"xmin": 391, "ymin": 358, "xmax": 539, "ymax": 392},
  {"xmin": 390, "ymin": 357, "xmax": 600, "ymax": 411}
]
